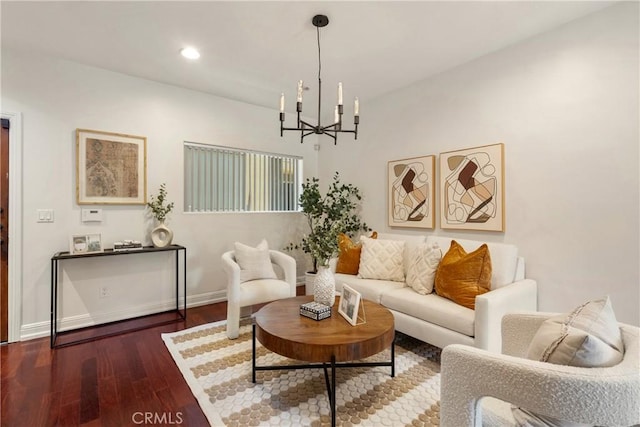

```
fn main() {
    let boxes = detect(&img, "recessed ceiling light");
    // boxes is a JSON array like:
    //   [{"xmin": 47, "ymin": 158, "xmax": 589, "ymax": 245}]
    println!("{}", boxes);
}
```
[{"xmin": 180, "ymin": 47, "xmax": 200, "ymax": 60}]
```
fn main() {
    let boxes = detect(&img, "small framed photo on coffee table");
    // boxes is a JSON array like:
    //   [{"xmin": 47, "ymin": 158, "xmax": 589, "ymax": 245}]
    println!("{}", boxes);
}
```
[{"xmin": 338, "ymin": 284, "xmax": 362, "ymax": 326}]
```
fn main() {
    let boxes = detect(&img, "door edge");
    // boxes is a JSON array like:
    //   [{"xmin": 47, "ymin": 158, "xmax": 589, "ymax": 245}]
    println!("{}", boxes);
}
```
[{"xmin": 1, "ymin": 111, "xmax": 22, "ymax": 343}]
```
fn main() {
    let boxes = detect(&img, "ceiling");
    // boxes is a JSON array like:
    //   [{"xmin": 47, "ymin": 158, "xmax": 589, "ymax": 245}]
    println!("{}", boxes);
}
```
[{"xmin": 2, "ymin": 1, "xmax": 615, "ymax": 116}]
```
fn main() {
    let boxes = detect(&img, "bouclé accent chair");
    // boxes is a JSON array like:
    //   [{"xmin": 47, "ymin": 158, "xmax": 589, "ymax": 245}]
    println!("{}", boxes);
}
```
[
  {"xmin": 222, "ymin": 249, "xmax": 297, "ymax": 339},
  {"xmin": 440, "ymin": 312, "xmax": 640, "ymax": 427}
]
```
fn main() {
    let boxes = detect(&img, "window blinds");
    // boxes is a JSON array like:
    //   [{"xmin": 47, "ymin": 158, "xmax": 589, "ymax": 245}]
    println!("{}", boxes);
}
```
[{"xmin": 184, "ymin": 142, "xmax": 301, "ymax": 212}]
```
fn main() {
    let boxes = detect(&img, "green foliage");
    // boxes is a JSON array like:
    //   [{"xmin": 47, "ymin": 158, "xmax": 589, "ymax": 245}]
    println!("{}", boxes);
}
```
[
  {"xmin": 287, "ymin": 172, "xmax": 369, "ymax": 272},
  {"xmin": 147, "ymin": 183, "xmax": 174, "ymax": 223}
]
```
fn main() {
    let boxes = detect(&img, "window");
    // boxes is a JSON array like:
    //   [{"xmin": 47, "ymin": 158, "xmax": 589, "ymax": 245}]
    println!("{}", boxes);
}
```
[{"xmin": 184, "ymin": 142, "xmax": 302, "ymax": 212}]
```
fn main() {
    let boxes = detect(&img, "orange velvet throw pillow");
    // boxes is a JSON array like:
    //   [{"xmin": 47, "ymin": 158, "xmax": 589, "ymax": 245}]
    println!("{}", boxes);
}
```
[
  {"xmin": 335, "ymin": 232, "xmax": 377, "ymax": 275},
  {"xmin": 434, "ymin": 240, "xmax": 492, "ymax": 309}
]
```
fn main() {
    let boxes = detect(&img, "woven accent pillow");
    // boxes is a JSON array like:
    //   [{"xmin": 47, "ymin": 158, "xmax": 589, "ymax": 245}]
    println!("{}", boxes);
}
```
[
  {"xmin": 234, "ymin": 239, "xmax": 277, "ymax": 283},
  {"xmin": 527, "ymin": 296, "xmax": 624, "ymax": 367},
  {"xmin": 406, "ymin": 242, "xmax": 442, "ymax": 295},
  {"xmin": 513, "ymin": 296, "xmax": 624, "ymax": 426},
  {"xmin": 358, "ymin": 236, "xmax": 405, "ymax": 282},
  {"xmin": 335, "ymin": 231, "xmax": 378, "ymax": 275},
  {"xmin": 434, "ymin": 240, "xmax": 491, "ymax": 309}
]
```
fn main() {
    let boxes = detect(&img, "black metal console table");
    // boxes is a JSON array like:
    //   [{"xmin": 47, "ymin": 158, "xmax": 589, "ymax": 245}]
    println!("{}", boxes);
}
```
[{"xmin": 50, "ymin": 244, "xmax": 187, "ymax": 348}]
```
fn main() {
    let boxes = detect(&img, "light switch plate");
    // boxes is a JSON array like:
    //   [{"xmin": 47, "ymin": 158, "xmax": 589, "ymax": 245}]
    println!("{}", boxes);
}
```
[{"xmin": 37, "ymin": 209, "xmax": 54, "ymax": 223}]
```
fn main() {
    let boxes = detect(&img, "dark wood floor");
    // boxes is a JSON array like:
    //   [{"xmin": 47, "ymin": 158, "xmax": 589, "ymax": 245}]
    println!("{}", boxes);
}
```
[{"xmin": 1, "ymin": 287, "xmax": 304, "ymax": 427}]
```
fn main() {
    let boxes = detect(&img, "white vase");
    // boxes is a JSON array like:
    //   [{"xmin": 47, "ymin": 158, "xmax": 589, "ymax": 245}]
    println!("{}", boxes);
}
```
[
  {"xmin": 313, "ymin": 266, "xmax": 335, "ymax": 307},
  {"xmin": 151, "ymin": 220, "xmax": 173, "ymax": 248}
]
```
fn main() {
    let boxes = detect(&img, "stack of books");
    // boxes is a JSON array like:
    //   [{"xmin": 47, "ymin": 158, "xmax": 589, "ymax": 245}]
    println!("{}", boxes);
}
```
[
  {"xmin": 113, "ymin": 240, "xmax": 143, "ymax": 251},
  {"xmin": 300, "ymin": 301, "xmax": 332, "ymax": 321}
]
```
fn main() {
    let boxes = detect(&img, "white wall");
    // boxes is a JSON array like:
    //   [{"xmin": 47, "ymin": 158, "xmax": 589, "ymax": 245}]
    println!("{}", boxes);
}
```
[
  {"xmin": 2, "ymin": 49, "xmax": 317, "ymax": 339},
  {"xmin": 320, "ymin": 3, "xmax": 639, "ymax": 325},
  {"xmin": 4, "ymin": 2, "xmax": 638, "ymax": 340}
]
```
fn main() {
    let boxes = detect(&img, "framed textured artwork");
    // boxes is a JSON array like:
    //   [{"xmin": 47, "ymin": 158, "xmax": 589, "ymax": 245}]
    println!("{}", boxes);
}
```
[
  {"xmin": 439, "ymin": 143, "xmax": 505, "ymax": 232},
  {"xmin": 388, "ymin": 155, "xmax": 435, "ymax": 229},
  {"xmin": 76, "ymin": 129, "xmax": 147, "ymax": 205}
]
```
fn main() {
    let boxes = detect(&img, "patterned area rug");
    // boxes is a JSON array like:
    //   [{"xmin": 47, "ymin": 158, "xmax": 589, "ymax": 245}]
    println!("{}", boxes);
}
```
[{"xmin": 162, "ymin": 319, "xmax": 442, "ymax": 426}]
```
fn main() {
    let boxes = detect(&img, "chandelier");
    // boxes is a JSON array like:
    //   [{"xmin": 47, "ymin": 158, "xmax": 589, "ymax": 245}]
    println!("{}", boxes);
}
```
[{"xmin": 279, "ymin": 14, "xmax": 359, "ymax": 145}]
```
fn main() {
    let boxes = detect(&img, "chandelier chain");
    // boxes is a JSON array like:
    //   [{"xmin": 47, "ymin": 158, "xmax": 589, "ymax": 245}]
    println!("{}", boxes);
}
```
[{"xmin": 317, "ymin": 25, "xmax": 322, "ymax": 82}]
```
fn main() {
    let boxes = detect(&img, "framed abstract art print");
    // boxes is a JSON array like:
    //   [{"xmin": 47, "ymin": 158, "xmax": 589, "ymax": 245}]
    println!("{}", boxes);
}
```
[
  {"xmin": 388, "ymin": 155, "xmax": 435, "ymax": 229},
  {"xmin": 439, "ymin": 143, "xmax": 505, "ymax": 232}
]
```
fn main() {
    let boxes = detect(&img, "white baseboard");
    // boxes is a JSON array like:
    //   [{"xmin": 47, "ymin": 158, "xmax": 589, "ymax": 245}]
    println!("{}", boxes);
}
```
[
  {"xmin": 19, "ymin": 290, "xmax": 227, "ymax": 341},
  {"xmin": 186, "ymin": 290, "xmax": 227, "ymax": 308}
]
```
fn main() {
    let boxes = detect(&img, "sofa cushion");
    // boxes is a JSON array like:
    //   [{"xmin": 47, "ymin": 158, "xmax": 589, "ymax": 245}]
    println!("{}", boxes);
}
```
[
  {"xmin": 239, "ymin": 278, "xmax": 293, "ymax": 307},
  {"xmin": 334, "ymin": 273, "xmax": 405, "ymax": 304},
  {"xmin": 358, "ymin": 236, "xmax": 405, "ymax": 282},
  {"xmin": 435, "ymin": 240, "xmax": 491, "ymax": 309},
  {"xmin": 406, "ymin": 241, "xmax": 442, "ymax": 295},
  {"xmin": 381, "ymin": 287, "xmax": 475, "ymax": 336},
  {"xmin": 335, "ymin": 232, "xmax": 377, "ymax": 275},
  {"xmin": 378, "ymin": 233, "xmax": 427, "ymax": 275},
  {"xmin": 426, "ymin": 236, "xmax": 517, "ymax": 289},
  {"xmin": 234, "ymin": 239, "xmax": 277, "ymax": 283}
]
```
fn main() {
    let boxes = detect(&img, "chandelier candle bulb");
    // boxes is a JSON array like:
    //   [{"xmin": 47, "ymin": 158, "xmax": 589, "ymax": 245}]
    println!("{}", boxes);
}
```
[
  {"xmin": 297, "ymin": 80, "xmax": 304, "ymax": 102},
  {"xmin": 338, "ymin": 82, "xmax": 343, "ymax": 105},
  {"xmin": 280, "ymin": 93, "xmax": 285, "ymax": 112},
  {"xmin": 354, "ymin": 97, "xmax": 359, "ymax": 116}
]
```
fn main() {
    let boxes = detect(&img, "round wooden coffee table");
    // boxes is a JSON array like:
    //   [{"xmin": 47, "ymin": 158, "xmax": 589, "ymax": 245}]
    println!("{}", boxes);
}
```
[{"xmin": 252, "ymin": 295, "xmax": 395, "ymax": 427}]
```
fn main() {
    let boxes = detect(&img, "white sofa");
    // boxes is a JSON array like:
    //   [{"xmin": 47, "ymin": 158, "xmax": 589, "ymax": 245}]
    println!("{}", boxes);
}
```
[{"xmin": 328, "ymin": 233, "xmax": 538, "ymax": 353}]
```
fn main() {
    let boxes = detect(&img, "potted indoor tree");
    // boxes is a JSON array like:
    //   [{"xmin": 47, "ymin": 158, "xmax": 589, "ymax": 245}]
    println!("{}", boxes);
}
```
[{"xmin": 288, "ymin": 172, "xmax": 369, "ymax": 304}]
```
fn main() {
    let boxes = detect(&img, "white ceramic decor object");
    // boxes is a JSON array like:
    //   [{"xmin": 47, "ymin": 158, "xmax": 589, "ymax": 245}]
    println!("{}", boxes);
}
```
[
  {"xmin": 151, "ymin": 221, "xmax": 173, "ymax": 248},
  {"xmin": 313, "ymin": 266, "xmax": 335, "ymax": 307}
]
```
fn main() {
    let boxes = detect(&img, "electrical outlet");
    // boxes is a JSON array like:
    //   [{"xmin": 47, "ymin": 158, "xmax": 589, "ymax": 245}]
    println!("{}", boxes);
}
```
[{"xmin": 99, "ymin": 287, "xmax": 110, "ymax": 298}]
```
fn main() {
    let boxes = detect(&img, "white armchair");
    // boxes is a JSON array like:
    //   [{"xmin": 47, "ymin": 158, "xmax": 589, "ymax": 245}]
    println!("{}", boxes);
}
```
[
  {"xmin": 440, "ymin": 312, "xmax": 640, "ymax": 427},
  {"xmin": 222, "ymin": 249, "xmax": 297, "ymax": 339}
]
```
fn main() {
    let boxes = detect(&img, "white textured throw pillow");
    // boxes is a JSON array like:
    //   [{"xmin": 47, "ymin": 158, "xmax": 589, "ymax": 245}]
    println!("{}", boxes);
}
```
[
  {"xmin": 527, "ymin": 295, "xmax": 624, "ymax": 367},
  {"xmin": 234, "ymin": 239, "xmax": 277, "ymax": 283},
  {"xmin": 406, "ymin": 242, "xmax": 442, "ymax": 294},
  {"xmin": 358, "ymin": 236, "xmax": 405, "ymax": 282},
  {"xmin": 512, "ymin": 296, "xmax": 624, "ymax": 427}
]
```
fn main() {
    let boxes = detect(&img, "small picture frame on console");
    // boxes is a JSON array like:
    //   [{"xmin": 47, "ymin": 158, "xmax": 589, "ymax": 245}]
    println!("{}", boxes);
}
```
[
  {"xmin": 338, "ymin": 284, "xmax": 362, "ymax": 326},
  {"xmin": 69, "ymin": 233, "xmax": 103, "ymax": 255}
]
